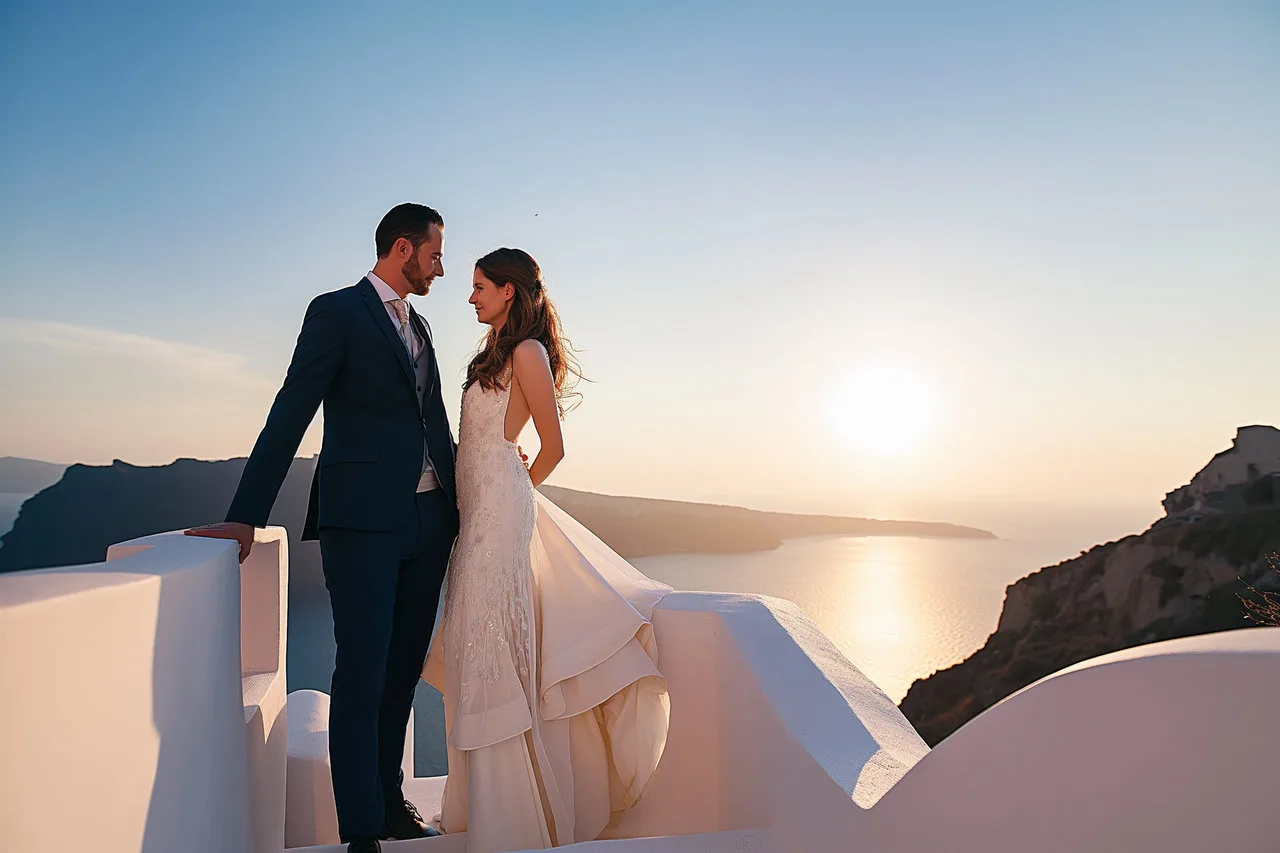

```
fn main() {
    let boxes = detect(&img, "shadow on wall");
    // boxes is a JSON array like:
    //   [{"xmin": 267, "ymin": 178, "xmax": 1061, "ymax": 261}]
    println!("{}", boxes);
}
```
[{"xmin": 133, "ymin": 539, "xmax": 252, "ymax": 853}]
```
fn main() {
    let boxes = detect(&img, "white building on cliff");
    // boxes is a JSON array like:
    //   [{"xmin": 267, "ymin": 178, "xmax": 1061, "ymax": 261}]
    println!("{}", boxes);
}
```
[{"xmin": 1162, "ymin": 425, "xmax": 1280, "ymax": 520}]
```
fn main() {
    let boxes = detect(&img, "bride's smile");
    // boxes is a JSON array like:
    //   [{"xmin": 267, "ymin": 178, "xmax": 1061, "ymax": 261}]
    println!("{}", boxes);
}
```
[{"xmin": 469, "ymin": 269, "xmax": 514, "ymax": 327}]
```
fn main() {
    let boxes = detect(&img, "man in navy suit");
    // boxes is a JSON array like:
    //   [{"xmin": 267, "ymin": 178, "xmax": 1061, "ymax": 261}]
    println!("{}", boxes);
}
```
[{"xmin": 189, "ymin": 204, "xmax": 458, "ymax": 853}]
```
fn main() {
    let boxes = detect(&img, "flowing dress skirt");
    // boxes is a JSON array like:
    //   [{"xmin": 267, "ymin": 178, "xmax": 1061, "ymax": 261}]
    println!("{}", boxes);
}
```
[{"xmin": 423, "ymin": 491, "xmax": 670, "ymax": 853}]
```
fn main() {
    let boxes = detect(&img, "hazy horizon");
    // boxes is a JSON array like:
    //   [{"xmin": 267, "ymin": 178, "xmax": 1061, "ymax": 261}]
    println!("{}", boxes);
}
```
[
  {"xmin": 0, "ymin": 449, "xmax": 1166, "ymax": 548},
  {"xmin": 2, "ymin": 2, "xmax": 1276, "ymax": 549}
]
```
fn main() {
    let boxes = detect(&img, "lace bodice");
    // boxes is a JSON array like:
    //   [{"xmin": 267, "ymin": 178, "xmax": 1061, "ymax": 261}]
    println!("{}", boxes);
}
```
[{"xmin": 453, "ymin": 369, "xmax": 527, "ymax": 505}]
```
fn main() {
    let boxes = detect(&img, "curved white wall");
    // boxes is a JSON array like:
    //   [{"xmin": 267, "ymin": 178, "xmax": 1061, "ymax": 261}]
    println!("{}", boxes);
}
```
[
  {"xmin": 593, "ymin": 592, "xmax": 932, "ymax": 841},
  {"xmin": 860, "ymin": 627, "xmax": 1280, "ymax": 853}
]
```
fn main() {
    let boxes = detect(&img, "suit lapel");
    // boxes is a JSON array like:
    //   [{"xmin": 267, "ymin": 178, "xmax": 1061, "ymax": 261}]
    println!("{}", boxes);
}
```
[
  {"xmin": 410, "ymin": 307, "xmax": 433, "ymax": 348},
  {"xmin": 409, "ymin": 307, "xmax": 439, "ymax": 401},
  {"xmin": 358, "ymin": 278, "xmax": 416, "ymax": 392}
]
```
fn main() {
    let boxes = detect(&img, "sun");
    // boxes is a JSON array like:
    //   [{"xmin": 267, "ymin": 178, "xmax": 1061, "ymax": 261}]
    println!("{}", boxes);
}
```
[{"xmin": 829, "ymin": 363, "xmax": 937, "ymax": 456}]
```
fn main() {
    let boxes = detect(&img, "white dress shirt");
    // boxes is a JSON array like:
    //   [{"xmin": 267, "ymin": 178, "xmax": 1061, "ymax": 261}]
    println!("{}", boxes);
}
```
[
  {"xmin": 367, "ymin": 271, "xmax": 439, "ymax": 493},
  {"xmin": 368, "ymin": 271, "xmax": 424, "ymax": 354}
]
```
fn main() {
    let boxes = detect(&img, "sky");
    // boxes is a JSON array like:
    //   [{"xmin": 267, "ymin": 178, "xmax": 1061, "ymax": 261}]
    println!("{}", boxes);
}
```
[{"xmin": 1, "ymin": 1, "xmax": 1277, "ymax": 543}]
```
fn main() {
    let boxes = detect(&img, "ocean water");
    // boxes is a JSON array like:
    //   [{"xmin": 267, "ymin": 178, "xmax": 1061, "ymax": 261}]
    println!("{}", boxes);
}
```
[{"xmin": 633, "ymin": 534, "xmax": 1080, "ymax": 702}]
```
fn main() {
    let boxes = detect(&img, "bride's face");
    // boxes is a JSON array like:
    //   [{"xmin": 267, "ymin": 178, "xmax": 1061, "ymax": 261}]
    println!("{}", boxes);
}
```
[{"xmin": 469, "ymin": 268, "xmax": 514, "ymax": 327}]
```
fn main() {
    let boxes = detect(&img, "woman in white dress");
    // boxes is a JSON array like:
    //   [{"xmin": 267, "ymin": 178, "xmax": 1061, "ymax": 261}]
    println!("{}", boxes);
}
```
[{"xmin": 422, "ymin": 248, "xmax": 671, "ymax": 853}]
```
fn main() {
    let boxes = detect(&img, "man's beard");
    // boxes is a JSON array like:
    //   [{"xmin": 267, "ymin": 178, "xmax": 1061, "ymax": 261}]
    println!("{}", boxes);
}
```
[{"xmin": 403, "ymin": 254, "xmax": 432, "ymax": 295}]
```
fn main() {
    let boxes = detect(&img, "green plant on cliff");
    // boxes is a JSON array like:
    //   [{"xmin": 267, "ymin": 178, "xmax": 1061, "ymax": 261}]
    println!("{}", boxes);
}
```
[{"xmin": 1238, "ymin": 553, "xmax": 1280, "ymax": 627}]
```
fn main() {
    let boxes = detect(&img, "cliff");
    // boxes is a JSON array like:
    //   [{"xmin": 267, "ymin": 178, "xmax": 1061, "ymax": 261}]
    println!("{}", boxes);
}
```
[
  {"xmin": 0, "ymin": 457, "xmax": 320, "ymax": 582},
  {"xmin": 900, "ymin": 501, "xmax": 1280, "ymax": 746},
  {"xmin": 0, "ymin": 458, "xmax": 993, "ymax": 592}
]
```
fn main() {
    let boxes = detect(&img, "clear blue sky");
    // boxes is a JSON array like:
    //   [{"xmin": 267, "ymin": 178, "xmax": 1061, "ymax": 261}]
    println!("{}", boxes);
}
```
[{"xmin": 2, "ymin": 1, "xmax": 1277, "ymax": 541}]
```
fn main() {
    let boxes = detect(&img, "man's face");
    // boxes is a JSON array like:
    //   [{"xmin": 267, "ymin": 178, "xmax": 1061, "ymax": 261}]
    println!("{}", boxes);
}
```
[{"xmin": 402, "ymin": 224, "xmax": 444, "ymax": 296}]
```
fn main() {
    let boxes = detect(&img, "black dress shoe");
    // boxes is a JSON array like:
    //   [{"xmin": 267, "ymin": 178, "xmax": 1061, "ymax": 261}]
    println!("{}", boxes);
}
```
[
  {"xmin": 384, "ymin": 798, "xmax": 440, "ymax": 839},
  {"xmin": 348, "ymin": 839, "xmax": 380, "ymax": 853}
]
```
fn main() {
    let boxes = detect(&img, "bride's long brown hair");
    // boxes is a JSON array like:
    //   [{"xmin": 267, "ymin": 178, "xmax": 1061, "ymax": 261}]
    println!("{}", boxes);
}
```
[{"xmin": 464, "ymin": 248, "xmax": 584, "ymax": 417}]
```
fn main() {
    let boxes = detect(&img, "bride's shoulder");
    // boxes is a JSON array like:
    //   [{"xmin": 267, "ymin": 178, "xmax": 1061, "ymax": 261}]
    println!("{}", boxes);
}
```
[
  {"xmin": 510, "ymin": 339, "xmax": 551, "ymax": 386},
  {"xmin": 512, "ymin": 338, "xmax": 550, "ymax": 363}
]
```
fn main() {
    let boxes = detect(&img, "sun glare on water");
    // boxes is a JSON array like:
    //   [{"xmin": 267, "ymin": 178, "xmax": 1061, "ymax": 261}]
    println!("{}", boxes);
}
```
[{"xmin": 830, "ymin": 363, "xmax": 938, "ymax": 456}]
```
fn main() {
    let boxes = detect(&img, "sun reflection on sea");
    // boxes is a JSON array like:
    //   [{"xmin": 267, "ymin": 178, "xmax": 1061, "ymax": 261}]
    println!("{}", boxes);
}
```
[
  {"xmin": 633, "ymin": 534, "xmax": 1066, "ymax": 702},
  {"xmin": 832, "ymin": 537, "xmax": 918, "ymax": 663}
]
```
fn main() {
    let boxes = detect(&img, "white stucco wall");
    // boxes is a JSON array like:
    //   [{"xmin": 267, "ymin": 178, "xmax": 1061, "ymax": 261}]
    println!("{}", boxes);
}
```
[
  {"xmin": 858, "ymin": 627, "xmax": 1280, "ymax": 852},
  {"xmin": 601, "ymin": 592, "xmax": 929, "ymax": 843},
  {"xmin": 0, "ymin": 527, "xmax": 289, "ymax": 853}
]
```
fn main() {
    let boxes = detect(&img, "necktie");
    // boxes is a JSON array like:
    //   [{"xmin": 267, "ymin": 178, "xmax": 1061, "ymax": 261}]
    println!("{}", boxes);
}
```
[{"xmin": 389, "ymin": 299, "xmax": 415, "ymax": 358}]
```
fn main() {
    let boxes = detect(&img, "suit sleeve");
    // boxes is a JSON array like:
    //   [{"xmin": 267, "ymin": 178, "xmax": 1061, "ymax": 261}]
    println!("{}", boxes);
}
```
[{"xmin": 226, "ymin": 296, "xmax": 346, "ymax": 527}]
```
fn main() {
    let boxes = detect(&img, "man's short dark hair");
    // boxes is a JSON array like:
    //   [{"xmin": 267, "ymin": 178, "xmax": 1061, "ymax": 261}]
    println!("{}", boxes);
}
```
[{"xmin": 375, "ymin": 203, "xmax": 444, "ymax": 258}]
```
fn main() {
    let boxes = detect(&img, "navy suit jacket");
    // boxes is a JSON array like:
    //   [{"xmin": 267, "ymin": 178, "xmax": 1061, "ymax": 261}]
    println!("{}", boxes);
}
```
[{"xmin": 226, "ymin": 278, "xmax": 458, "ymax": 540}]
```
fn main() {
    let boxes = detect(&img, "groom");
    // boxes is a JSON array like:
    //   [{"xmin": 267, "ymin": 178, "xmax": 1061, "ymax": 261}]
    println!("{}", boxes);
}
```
[{"xmin": 188, "ymin": 203, "xmax": 459, "ymax": 853}]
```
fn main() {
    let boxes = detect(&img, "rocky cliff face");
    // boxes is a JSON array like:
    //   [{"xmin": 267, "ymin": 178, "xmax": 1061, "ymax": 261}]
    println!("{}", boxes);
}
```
[{"xmin": 899, "ymin": 506, "xmax": 1280, "ymax": 745}]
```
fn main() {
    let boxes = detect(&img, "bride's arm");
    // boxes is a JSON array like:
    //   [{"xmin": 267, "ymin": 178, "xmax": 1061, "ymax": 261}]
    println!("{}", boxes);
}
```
[{"xmin": 512, "ymin": 339, "xmax": 564, "ymax": 488}]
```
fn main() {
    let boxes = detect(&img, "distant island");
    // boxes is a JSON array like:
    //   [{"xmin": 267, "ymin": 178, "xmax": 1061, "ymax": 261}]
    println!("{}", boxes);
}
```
[
  {"xmin": 0, "ymin": 457, "xmax": 65, "ymax": 495},
  {"xmin": 539, "ymin": 485, "xmax": 994, "ymax": 557},
  {"xmin": 0, "ymin": 456, "xmax": 993, "ymax": 587}
]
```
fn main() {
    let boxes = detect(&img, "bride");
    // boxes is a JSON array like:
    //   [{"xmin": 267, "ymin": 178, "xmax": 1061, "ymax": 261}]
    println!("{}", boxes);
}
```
[{"xmin": 422, "ymin": 248, "xmax": 671, "ymax": 852}]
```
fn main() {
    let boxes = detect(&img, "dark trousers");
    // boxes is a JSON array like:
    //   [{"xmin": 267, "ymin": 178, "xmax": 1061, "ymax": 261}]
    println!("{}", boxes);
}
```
[{"xmin": 319, "ymin": 488, "xmax": 456, "ymax": 841}]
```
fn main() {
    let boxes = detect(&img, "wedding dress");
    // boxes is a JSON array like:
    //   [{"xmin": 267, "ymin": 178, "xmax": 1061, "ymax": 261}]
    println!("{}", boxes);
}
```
[{"xmin": 422, "ymin": 363, "xmax": 670, "ymax": 853}]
